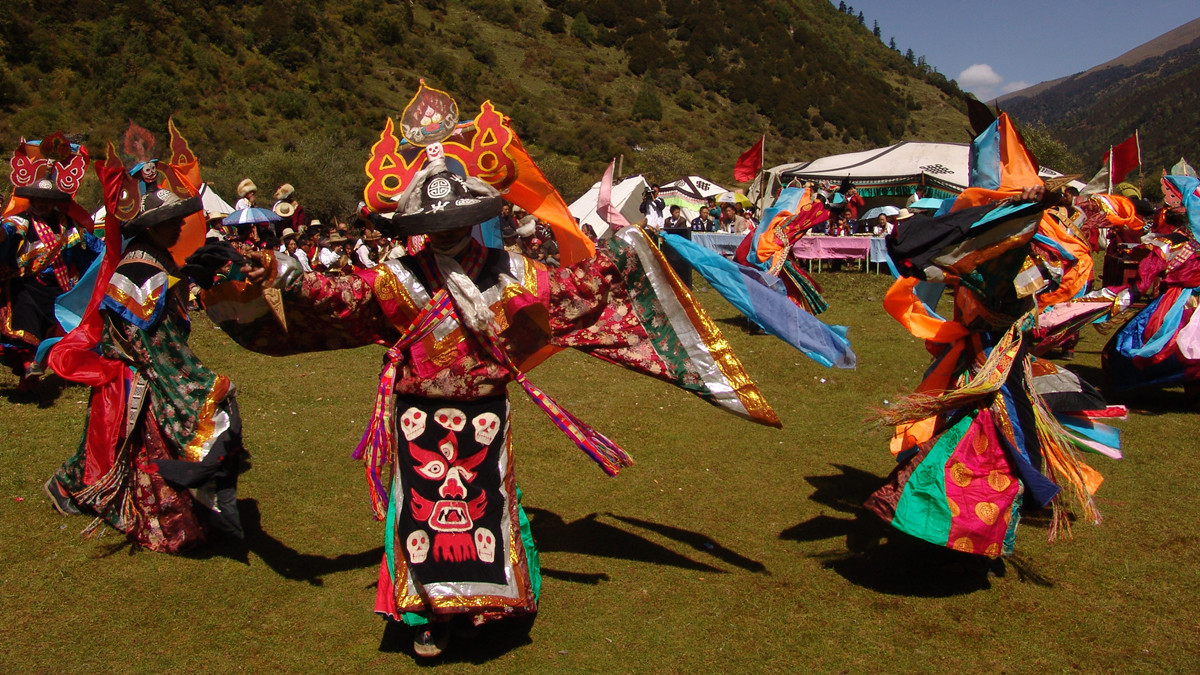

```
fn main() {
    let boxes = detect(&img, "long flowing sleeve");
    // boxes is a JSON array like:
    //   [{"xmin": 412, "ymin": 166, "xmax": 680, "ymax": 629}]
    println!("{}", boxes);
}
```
[
  {"xmin": 537, "ymin": 227, "xmax": 779, "ymax": 426},
  {"xmin": 202, "ymin": 253, "xmax": 397, "ymax": 355}
]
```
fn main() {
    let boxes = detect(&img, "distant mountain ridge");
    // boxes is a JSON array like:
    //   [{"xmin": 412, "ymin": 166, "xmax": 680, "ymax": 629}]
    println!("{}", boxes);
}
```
[
  {"xmin": 1001, "ymin": 17, "xmax": 1200, "ymax": 176},
  {"xmin": 1000, "ymin": 17, "xmax": 1200, "ymax": 103}
]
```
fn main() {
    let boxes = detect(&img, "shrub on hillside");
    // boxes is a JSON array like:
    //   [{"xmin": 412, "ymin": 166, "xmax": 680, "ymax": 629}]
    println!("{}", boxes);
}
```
[{"xmin": 631, "ymin": 86, "xmax": 662, "ymax": 121}]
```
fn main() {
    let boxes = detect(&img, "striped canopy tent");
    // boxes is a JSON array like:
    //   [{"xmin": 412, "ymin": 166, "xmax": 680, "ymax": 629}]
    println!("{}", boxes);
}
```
[
  {"xmin": 773, "ymin": 142, "xmax": 971, "ymax": 200},
  {"xmin": 659, "ymin": 175, "xmax": 729, "ymax": 221}
]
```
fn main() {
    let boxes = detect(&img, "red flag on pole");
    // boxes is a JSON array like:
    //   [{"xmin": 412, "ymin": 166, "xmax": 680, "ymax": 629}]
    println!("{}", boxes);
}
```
[
  {"xmin": 733, "ymin": 136, "xmax": 763, "ymax": 182},
  {"xmin": 1108, "ymin": 132, "xmax": 1140, "ymax": 184}
]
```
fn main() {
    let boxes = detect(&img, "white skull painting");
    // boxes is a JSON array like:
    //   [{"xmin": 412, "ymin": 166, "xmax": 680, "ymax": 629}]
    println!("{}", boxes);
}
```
[
  {"xmin": 406, "ymin": 529, "xmax": 430, "ymax": 564},
  {"xmin": 400, "ymin": 407, "xmax": 427, "ymax": 441},
  {"xmin": 474, "ymin": 527, "xmax": 497, "ymax": 563},
  {"xmin": 434, "ymin": 407, "xmax": 467, "ymax": 432},
  {"xmin": 472, "ymin": 412, "xmax": 501, "ymax": 446}
]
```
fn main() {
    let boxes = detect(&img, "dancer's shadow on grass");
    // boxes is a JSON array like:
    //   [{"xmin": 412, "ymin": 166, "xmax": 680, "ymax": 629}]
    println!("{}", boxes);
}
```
[
  {"xmin": 185, "ymin": 498, "xmax": 381, "ymax": 586},
  {"xmin": 1102, "ymin": 385, "xmax": 1196, "ymax": 415},
  {"xmin": 525, "ymin": 507, "xmax": 766, "ymax": 579},
  {"xmin": 0, "ymin": 374, "xmax": 74, "ymax": 408},
  {"xmin": 1064, "ymin": 361, "xmax": 1197, "ymax": 414},
  {"xmin": 780, "ymin": 464, "xmax": 1051, "ymax": 597}
]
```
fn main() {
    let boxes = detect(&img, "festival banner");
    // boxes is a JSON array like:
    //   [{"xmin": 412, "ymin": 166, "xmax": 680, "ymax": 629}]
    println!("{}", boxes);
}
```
[
  {"xmin": 1108, "ymin": 132, "xmax": 1141, "ymax": 185},
  {"xmin": 733, "ymin": 136, "xmax": 763, "ymax": 183}
]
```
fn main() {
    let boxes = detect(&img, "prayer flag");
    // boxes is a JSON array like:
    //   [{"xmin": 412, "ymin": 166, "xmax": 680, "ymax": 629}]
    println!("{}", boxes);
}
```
[
  {"xmin": 733, "ymin": 136, "xmax": 763, "ymax": 183},
  {"xmin": 597, "ymin": 158, "xmax": 630, "ymax": 229}
]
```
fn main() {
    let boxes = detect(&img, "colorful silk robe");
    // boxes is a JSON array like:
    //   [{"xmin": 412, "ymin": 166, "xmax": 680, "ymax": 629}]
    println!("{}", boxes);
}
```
[
  {"xmin": 873, "ymin": 199, "xmax": 1115, "ymax": 558},
  {"xmin": 0, "ymin": 211, "xmax": 101, "ymax": 359},
  {"xmin": 203, "ymin": 226, "xmax": 779, "ymax": 623},
  {"xmin": 55, "ymin": 243, "xmax": 240, "ymax": 552},
  {"xmin": 1104, "ymin": 234, "xmax": 1200, "ymax": 395}
]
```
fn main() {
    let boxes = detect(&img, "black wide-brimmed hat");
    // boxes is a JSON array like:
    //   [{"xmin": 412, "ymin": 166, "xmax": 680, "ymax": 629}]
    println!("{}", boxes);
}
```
[
  {"xmin": 14, "ymin": 178, "xmax": 71, "ymax": 201},
  {"xmin": 126, "ymin": 189, "xmax": 202, "ymax": 237},
  {"xmin": 391, "ymin": 159, "xmax": 503, "ymax": 235}
]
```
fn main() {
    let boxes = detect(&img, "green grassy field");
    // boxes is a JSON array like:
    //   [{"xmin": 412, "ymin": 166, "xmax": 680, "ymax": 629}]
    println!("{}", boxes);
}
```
[{"xmin": 1, "ymin": 270, "xmax": 1197, "ymax": 672}]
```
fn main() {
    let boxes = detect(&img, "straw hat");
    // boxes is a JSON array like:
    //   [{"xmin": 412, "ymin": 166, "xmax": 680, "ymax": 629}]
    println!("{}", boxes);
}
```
[
  {"xmin": 237, "ymin": 178, "xmax": 258, "ymax": 198},
  {"xmin": 896, "ymin": 208, "xmax": 915, "ymax": 221},
  {"xmin": 280, "ymin": 227, "xmax": 297, "ymax": 241},
  {"xmin": 1043, "ymin": 174, "xmax": 1082, "ymax": 193},
  {"xmin": 274, "ymin": 183, "xmax": 295, "ymax": 200},
  {"xmin": 274, "ymin": 201, "xmax": 296, "ymax": 218}
]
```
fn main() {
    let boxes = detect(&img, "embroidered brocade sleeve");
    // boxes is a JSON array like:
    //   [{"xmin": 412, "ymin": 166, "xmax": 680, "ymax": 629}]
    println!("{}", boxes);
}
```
[
  {"xmin": 534, "ymin": 229, "xmax": 780, "ymax": 426},
  {"xmin": 204, "ymin": 267, "xmax": 395, "ymax": 356}
]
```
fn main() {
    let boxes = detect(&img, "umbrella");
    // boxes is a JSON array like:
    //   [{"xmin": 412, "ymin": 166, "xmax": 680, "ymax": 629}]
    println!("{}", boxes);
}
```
[
  {"xmin": 223, "ymin": 207, "xmax": 281, "ymax": 226},
  {"xmin": 861, "ymin": 205, "xmax": 900, "ymax": 220},
  {"xmin": 716, "ymin": 191, "xmax": 751, "ymax": 207},
  {"xmin": 909, "ymin": 197, "xmax": 944, "ymax": 211}
]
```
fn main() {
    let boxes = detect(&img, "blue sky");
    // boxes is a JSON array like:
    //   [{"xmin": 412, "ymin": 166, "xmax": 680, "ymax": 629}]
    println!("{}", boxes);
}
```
[{"xmin": 835, "ymin": 1, "xmax": 1200, "ymax": 100}]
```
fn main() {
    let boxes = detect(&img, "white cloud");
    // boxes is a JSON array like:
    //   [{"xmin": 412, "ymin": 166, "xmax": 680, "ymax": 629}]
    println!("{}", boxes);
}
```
[
  {"xmin": 957, "ymin": 64, "xmax": 1003, "ymax": 90},
  {"xmin": 956, "ymin": 64, "xmax": 1028, "ymax": 101}
]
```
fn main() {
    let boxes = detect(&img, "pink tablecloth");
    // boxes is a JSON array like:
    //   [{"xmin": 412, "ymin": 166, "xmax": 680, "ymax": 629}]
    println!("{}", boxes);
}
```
[{"xmin": 791, "ymin": 236, "xmax": 872, "ymax": 260}]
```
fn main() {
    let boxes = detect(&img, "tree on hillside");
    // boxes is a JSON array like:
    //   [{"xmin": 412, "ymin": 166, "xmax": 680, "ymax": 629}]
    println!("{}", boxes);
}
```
[
  {"xmin": 889, "ymin": 37, "xmax": 896, "ymax": 50},
  {"xmin": 872, "ymin": 20, "xmax": 880, "ymax": 39},
  {"xmin": 1017, "ymin": 120, "xmax": 1083, "ymax": 175},
  {"xmin": 857, "ymin": 11, "xmax": 864, "ymax": 24},
  {"xmin": 571, "ymin": 12, "xmax": 595, "ymax": 44},
  {"xmin": 630, "ymin": 142, "xmax": 696, "ymax": 184},
  {"xmin": 905, "ymin": 48, "xmax": 915, "ymax": 64},
  {"xmin": 631, "ymin": 84, "xmax": 663, "ymax": 121}
]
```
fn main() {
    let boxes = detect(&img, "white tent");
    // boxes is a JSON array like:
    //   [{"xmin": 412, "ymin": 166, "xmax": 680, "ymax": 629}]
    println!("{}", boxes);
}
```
[
  {"xmin": 772, "ymin": 141, "xmax": 971, "ymax": 200},
  {"xmin": 91, "ymin": 182, "xmax": 236, "ymax": 225},
  {"xmin": 199, "ymin": 183, "xmax": 235, "ymax": 218},
  {"xmin": 761, "ymin": 141, "xmax": 1071, "ymax": 202},
  {"xmin": 568, "ymin": 174, "xmax": 649, "ymax": 239}
]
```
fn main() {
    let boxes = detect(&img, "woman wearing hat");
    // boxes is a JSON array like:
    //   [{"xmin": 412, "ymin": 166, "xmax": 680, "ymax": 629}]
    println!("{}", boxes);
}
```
[
  {"xmin": 1, "ymin": 143, "xmax": 103, "ymax": 390},
  {"xmin": 272, "ymin": 183, "xmax": 305, "ymax": 233},
  {"xmin": 278, "ymin": 227, "xmax": 312, "ymax": 272},
  {"xmin": 45, "ymin": 188, "xmax": 248, "ymax": 551},
  {"xmin": 234, "ymin": 178, "xmax": 257, "ymax": 211},
  {"xmin": 197, "ymin": 156, "xmax": 784, "ymax": 658}
]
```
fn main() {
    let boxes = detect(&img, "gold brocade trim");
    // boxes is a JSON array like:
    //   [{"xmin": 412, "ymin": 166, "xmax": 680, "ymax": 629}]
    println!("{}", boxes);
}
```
[
  {"xmin": 105, "ymin": 282, "xmax": 165, "ymax": 321},
  {"xmin": 521, "ymin": 256, "xmax": 540, "ymax": 296},
  {"xmin": 181, "ymin": 376, "xmax": 232, "ymax": 462},
  {"xmin": 374, "ymin": 263, "xmax": 421, "ymax": 330},
  {"xmin": 427, "ymin": 328, "xmax": 464, "ymax": 368},
  {"xmin": 639, "ymin": 228, "xmax": 780, "ymax": 426},
  {"xmin": 259, "ymin": 250, "xmax": 279, "ymax": 287},
  {"xmin": 1, "ymin": 280, "xmax": 37, "ymax": 345}
]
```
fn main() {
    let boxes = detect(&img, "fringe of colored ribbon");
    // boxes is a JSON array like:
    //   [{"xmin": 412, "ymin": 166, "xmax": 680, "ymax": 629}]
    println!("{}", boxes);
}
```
[
  {"xmin": 485, "ymin": 338, "xmax": 633, "ymax": 475},
  {"xmin": 1021, "ymin": 359, "xmax": 1103, "ymax": 540},
  {"xmin": 75, "ymin": 438, "xmax": 138, "ymax": 538},
  {"xmin": 878, "ymin": 321, "xmax": 1023, "ymax": 426}
]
